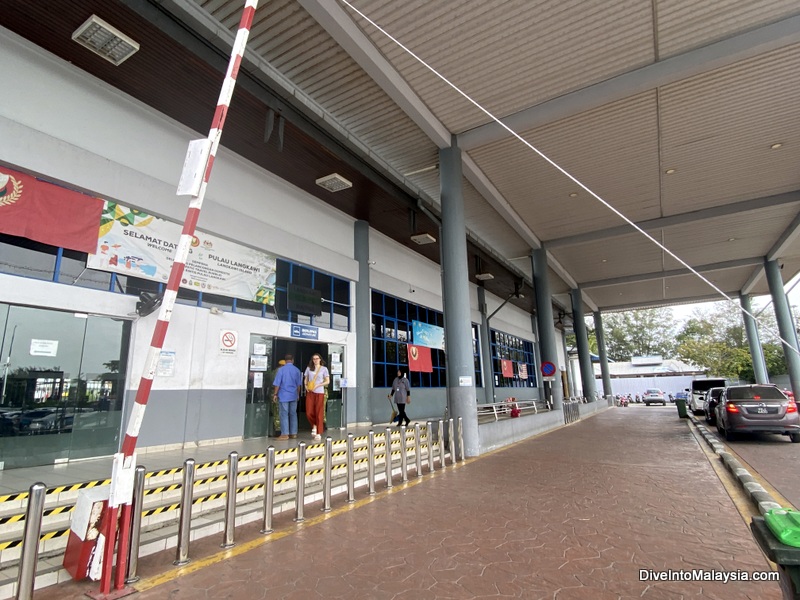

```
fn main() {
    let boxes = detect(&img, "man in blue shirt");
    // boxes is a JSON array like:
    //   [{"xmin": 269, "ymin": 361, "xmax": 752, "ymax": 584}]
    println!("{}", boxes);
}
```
[{"xmin": 272, "ymin": 354, "xmax": 302, "ymax": 441}]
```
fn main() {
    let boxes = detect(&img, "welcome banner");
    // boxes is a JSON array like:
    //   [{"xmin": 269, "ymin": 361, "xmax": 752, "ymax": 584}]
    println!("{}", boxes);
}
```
[{"xmin": 87, "ymin": 201, "xmax": 277, "ymax": 304}]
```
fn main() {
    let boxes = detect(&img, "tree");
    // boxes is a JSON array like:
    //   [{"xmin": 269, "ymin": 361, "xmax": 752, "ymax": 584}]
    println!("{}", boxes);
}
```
[{"xmin": 600, "ymin": 308, "xmax": 677, "ymax": 361}]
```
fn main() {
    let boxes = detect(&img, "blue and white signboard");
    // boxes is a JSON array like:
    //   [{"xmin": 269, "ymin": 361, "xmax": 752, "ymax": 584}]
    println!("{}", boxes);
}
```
[
  {"xmin": 291, "ymin": 324, "xmax": 319, "ymax": 340},
  {"xmin": 412, "ymin": 321, "xmax": 445, "ymax": 350}
]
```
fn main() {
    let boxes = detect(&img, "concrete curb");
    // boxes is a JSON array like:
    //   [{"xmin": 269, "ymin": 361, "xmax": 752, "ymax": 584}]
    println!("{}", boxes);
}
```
[{"xmin": 689, "ymin": 415, "xmax": 785, "ymax": 515}]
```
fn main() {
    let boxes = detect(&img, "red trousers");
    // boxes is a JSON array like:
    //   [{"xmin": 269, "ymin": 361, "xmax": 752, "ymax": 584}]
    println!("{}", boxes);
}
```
[{"xmin": 306, "ymin": 392, "xmax": 325, "ymax": 434}]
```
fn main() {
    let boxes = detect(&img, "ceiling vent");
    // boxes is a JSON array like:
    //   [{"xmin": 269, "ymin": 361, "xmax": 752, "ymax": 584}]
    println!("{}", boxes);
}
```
[
  {"xmin": 315, "ymin": 173, "xmax": 352, "ymax": 192},
  {"xmin": 72, "ymin": 15, "xmax": 140, "ymax": 66},
  {"xmin": 475, "ymin": 272, "xmax": 494, "ymax": 281},
  {"xmin": 410, "ymin": 233, "xmax": 436, "ymax": 245}
]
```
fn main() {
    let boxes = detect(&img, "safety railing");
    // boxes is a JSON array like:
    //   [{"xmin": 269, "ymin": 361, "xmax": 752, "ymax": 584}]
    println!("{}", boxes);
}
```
[
  {"xmin": 13, "ymin": 419, "xmax": 466, "ymax": 594},
  {"xmin": 476, "ymin": 399, "xmax": 549, "ymax": 422},
  {"xmin": 563, "ymin": 397, "xmax": 582, "ymax": 424}
]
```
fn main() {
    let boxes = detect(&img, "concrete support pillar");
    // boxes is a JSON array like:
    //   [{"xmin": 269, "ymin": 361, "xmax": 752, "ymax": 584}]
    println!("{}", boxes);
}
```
[
  {"xmin": 571, "ymin": 289, "xmax": 597, "ymax": 401},
  {"xmin": 740, "ymin": 293, "xmax": 768, "ymax": 384},
  {"xmin": 765, "ymin": 259, "xmax": 800, "ymax": 397},
  {"xmin": 531, "ymin": 248, "xmax": 563, "ymax": 409},
  {"xmin": 477, "ymin": 285, "xmax": 494, "ymax": 404},
  {"xmin": 354, "ymin": 221, "xmax": 372, "ymax": 424},
  {"xmin": 594, "ymin": 311, "xmax": 613, "ymax": 398},
  {"xmin": 440, "ymin": 141, "xmax": 479, "ymax": 456}
]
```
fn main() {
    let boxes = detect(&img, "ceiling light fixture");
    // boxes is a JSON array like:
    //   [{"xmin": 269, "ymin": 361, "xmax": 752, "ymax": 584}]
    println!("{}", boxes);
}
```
[
  {"xmin": 410, "ymin": 233, "xmax": 436, "ymax": 245},
  {"xmin": 475, "ymin": 272, "xmax": 494, "ymax": 281},
  {"xmin": 665, "ymin": 168, "xmax": 677, "ymax": 175},
  {"xmin": 770, "ymin": 143, "xmax": 783, "ymax": 150},
  {"xmin": 728, "ymin": 237, "xmax": 736, "ymax": 242},
  {"xmin": 315, "ymin": 173, "xmax": 352, "ymax": 192},
  {"xmin": 569, "ymin": 192, "xmax": 578, "ymax": 198},
  {"xmin": 72, "ymin": 15, "xmax": 140, "ymax": 66}
]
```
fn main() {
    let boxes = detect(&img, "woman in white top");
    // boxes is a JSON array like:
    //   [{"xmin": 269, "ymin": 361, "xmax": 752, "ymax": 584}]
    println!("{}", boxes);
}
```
[{"xmin": 304, "ymin": 354, "xmax": 330, "ymax": 441}]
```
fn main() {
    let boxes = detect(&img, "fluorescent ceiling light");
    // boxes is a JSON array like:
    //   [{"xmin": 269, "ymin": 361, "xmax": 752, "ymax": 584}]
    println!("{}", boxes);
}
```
[
  {"xmin": 475, "ymin": 272, "xmax": 494, "ymax": 281},
  {"xmin": 410, "ymin": 233, "xmax": 436, "ymax": 245},
  {"xmin": 315, "ymin": 173, "xmax": 352, "ymax": 192},
  {"xmin": 72, "ymin": 15, "xmax": 140, "ymax": 66}
]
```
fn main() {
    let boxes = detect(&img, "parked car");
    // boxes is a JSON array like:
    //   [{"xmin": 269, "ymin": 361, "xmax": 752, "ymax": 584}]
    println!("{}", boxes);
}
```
[
  {"xmin": 643, "ymin": 388, "xmax": 666, "ymax": 406},
  {"xmin": 715, "ymin": 384, "xmax": 800, "ymax": 442},
  {"xmin": 703, "ymin": 387, "xmax": 725, "ymax": 425}
]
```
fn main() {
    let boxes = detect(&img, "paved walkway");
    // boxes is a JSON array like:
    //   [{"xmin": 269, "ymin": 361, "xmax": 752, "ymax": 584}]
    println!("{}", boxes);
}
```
[{"xmin": 43, "ymin": 407, "xmax": 780, "ymax": 599}]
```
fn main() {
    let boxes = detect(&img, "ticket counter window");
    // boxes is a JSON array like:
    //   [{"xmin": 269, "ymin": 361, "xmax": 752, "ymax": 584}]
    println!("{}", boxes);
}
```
[{"xmin": 0, "ymin": 304, "xmax": 130, "ymax": 469}]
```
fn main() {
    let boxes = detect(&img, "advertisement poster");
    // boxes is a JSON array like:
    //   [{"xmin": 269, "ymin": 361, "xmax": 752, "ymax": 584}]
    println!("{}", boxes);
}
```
[
  {"xmin": 87, "ymin": 201, "xmax": 277, "ymax": 304},
  {"xmin": 411, "ymin": 321, "xmax": 445, "ymax": 350}
]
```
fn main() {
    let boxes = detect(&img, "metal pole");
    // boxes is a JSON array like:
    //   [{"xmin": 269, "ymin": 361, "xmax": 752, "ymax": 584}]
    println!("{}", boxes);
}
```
[
  {"xmin": 125, "ymin": 466, "xmax": 146, "ymax": 584},
  {"xmin": 414, "ymin": 423, "xmax": 422, "ymax": 476},
  {"xmin": 173, "ymin": 458, "xmax": 195, "ymax": 566},
  {"xmin": 457, "ymin": 417, "xmax": 465, "ymax": 462},
  {"xmin": 367, "ymin": 431, "xmax": 376, "ymax": 495},
  {"xmin": 346, "ymin": 434, "xmax": 355, "ymax": 503},
  {"xmin": 294, "ymin": 442, "xmax": 306, "ymax": 522},
  {"xmin": 15, "ymin": 482, "xmax": 45, "ymax": 600},
  {"xmin": 438, "ymin": 419, "xmax": 446, "ymax": 468},
  {"xmin": 322, "ymin": 437, "xmax": 332, "ymax": 512},
  {"xmin": 400, "ymin": 425, "xmax": 408, "ymax": 482},
  {"xmin": 384, "ymin": 427, "xmax": 393, "ymax": 489},
  {"xmin": 221, "ymin": 451, "xmax": 238, "ymax": 548},
  {"xmin": 448, "ymin": 419, "xmax": 455, "ymax": 465},
  {"xmin": 261, "ymin": 447, "xmax": 275, "ymax": 533},
  {"xmin": 426, "ymin": 421, "xmax": 435, "ymax": 472}
]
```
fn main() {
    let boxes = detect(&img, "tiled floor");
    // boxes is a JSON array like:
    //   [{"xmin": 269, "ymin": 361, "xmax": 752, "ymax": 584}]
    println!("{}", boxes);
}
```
[{"xmin": 37, "ymin": 407, "xmax": 781, "ymax": 599}]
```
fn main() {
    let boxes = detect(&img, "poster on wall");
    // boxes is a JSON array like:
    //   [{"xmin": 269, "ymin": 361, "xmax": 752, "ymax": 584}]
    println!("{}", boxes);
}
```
[
  {"xmin": 411, "ymin": 321, "xmax": 445, "ymax": 350},
  {"xmin": 87, "ymin": 201, "xmax": 277, "ymax": 304}
]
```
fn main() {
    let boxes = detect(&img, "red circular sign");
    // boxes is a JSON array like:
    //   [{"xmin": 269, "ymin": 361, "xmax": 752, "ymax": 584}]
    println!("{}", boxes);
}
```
[
  {"xmin": 541, "ymin": 361, "xmax": 556, "ymax": 376},
  {"xmin": 221, "ymin": 331, "xmax": 237, "ymax": 348}
]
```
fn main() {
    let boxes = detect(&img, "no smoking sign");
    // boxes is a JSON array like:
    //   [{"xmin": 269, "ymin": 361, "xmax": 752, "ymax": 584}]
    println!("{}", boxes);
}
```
[{"xmin": 219, "ymin": 329, "xmax": 238, "ymax": 355}]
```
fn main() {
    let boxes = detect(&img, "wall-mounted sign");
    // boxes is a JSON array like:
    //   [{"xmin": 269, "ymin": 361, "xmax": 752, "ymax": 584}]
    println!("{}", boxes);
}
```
[
  {"xmin": 412, "ymin": 321, "xmax": 445, "ymax": 350},
  {"xmin": 30, "ymin": 339, "xmax": 58, "ymax": 357},
  {"xmin": 254, "ymin": 372, "xmax": 264, "ymax": 388},
  {"xmin": 250, "ymin": 355, "xmax": 269, "ymax": 371},
  {"xmin": 290, "ymin": 324, "xmax": 318, "ymax": 340},
  {"xmin": 541, "ymin": 361, "xmax": 556, "ymax": 377},
  {"xmin": 157, "ymin": 351, "xmax": 176, "ymax": 377},
  {"xmin": 252, "ymin": 343, "xmax": 267, "ymax": 356},
  {"xmin": 458, "ymin": 376, "xmax": 473, "ymax": 387},
  {"xmin": 219, "ymin": 330, "xmax": 238, "ymax": 356}
]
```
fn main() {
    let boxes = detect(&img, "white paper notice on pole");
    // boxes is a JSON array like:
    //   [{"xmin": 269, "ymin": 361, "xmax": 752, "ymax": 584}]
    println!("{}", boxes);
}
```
[
  {"xmin": 176, "ymin": 138, "xmax": 212, "ymax": 197},
  {"xmin": 220, "ymin": 330, "xmax": 238, "ymax": 355},
  {"xmin": 458, "ymin": 376, "xmax": 473, "ymax": 387},
  {"xmin": 108, "ymin": 452, "xmax": 136, "ymax": 508},
  {"xmin": 30, "ymin": 339, "xmax": 58, "ymax": 356},
  {"xmin": 157, "ymin": 350, "xmax": 176, "ymax": 376},
  {"xmin": 254, "ymin": 372, "xmax": 263, "ymax": 388}
]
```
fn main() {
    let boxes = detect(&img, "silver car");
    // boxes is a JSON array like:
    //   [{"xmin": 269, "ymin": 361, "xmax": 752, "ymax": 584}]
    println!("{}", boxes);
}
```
[{"xmin": 715, "ymin": 384, "xmax": 800, "ymax": 443}]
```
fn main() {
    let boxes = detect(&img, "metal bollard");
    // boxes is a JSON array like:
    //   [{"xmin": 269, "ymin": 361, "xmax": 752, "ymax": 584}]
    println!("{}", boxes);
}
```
[
  {"xmin": 221, "ymin": 451, "xmax": 238, "ymax": 548},
  {"xmin": 438, "ymin": 419, "xmax": 446, "ymax": 468},
  {"xmin": 458, "ymin": 417, "xmax": 465, "ymax": 462},
  {"xmin": 384, "ymin": 428, "xmax": 393, "ymax": 488},
  {"xmin": 173, "ymin": 458, "xmax": 195, "ymax": 566},
  {"xmin": 448, "ymin": 419, "xmax": 455, "ymax": 465},
  {"xmin": 346, "ymin": 434, "xmax": 355, "ymax": 503},
  {"xmin": 414, "ymin": 423, "xmax": 422, "ymax": 476},
  {"xmin": 125, "ymin": 466, "xmax": 146, "ymax": 583},
  {"xmin": 261, "ymin": 447, "xmax": 275, "ymax": 533},
  {"xmin": 322, "ymin": 437, "xmax": 332, "ymax": 512},
  {"xmin": 16, "ymin": 482, "xmax": 46, "ymax": 600},
  {"xmin": 295, "ymin": 443, "xmax": 306, "ymax": 522},
  {"xmin": 400, "ymin": 425, "xmax": 408, "ymax": 482},
  {"xmin": 426, "ymin": 421, "xmax": 435, "ymax": 472},
  {"xmin": 367, "ymin": 431, "xmax": 376, "ymax": 495}
]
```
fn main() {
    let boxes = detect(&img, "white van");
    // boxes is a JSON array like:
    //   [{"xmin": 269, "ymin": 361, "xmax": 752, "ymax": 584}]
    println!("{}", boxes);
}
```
[{"xmin": 688, "ymin": 378, "xmax": 726, "ymax": 414}]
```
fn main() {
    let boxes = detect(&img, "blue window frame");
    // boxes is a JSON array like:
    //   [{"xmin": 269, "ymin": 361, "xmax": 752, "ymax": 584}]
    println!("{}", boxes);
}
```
[{"xmin": 490, "ymin": 328, "xmax": 537, "ymax": 388}]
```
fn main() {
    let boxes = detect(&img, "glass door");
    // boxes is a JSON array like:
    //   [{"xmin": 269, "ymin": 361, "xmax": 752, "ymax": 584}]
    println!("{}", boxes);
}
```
[
  {"xmin": 326, "ymin": 344, "xmax": 344, "ymax": 429},
  {"xmin": 244, "ymin": 334, "xmax": 274, "ymax": 439}
]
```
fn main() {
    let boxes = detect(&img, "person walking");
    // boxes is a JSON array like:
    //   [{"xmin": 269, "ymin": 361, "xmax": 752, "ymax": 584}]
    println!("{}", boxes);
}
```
[
  {"xmin": 272, "ymin": 354, "xmax": 302, "ymax": 441},
  {"xmin": 389, "ymin": 370, "xmax": 411, "ymax": 427},
  {"xmin": 304, "ymin": 354, "xmax": 330, "ymax": 441}
]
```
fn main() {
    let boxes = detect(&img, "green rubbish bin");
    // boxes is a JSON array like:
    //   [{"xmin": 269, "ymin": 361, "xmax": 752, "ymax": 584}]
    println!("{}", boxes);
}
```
[{"xmin": 675, "ymin": 398, "xmax": 688, "ymax": 418}]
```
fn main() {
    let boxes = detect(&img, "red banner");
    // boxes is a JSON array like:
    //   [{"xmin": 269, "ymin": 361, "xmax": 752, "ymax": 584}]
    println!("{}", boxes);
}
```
[
  {"xmin": 0, "ymin": 167, "xmax": 103, "ymax": 253},
  {"xmin": 408, "ymin": 344, "xmax": 433, "ymax": 373},
  {"xmin": 501, "ymin": 359, "xmax": 514, "ymax": 377}
]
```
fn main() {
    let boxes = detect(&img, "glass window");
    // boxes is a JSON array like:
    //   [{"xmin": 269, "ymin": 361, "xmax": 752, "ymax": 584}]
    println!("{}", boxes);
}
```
[
  {"xmin": 489, "ymin": 328, "xmax": 536, "ymax": 388},
  {"xmin": 0, "ymin": 234, "xmax": 57, "ymax": 281}
]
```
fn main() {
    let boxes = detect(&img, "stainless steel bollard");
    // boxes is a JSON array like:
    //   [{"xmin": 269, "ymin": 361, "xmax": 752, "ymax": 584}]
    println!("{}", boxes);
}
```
[
  {"xmin": 125, "ymin": 466, "xmax": 146, "ymax": 583},
  {"xmin": 414, "ymin": 423, "xmax": 422, "ymax": 476},
  {"xmin": 400, "ymin": 425, "xmax": 408, "ymax": 482},
  {"xmin": 346, "ymin": 434, "xmax": 355, "ymax": 503},
  {"xmin": 426, "ymin": 421, "xmax": 435, "ymax": 472},
  {"xmin": 458, "ymin": 417, "xmax": 465, "ymax": 462},
  {"xmin": 438, "ymin": 419, "xmax": 446, "ymax": 468},
  {"xmin": 221, "ymin": 451, "xmax": 238, "ymax": 548},
  {"xmin": 261, "ymin": 447, "xmax": 275, "ymax": 533},
  {"xmin": 295, "ymin": 443, "xmax": 306, "ymax": 522},
  {"xmin": 448, "ymin": 419, "xmax": 455, "ymax": 465},
  {"xmin": 322, "ymin": 437, "xmax": 332, "ymax": 512},
  {"xmin": 173, "ymin": 458, "xmax": 195, "ymax": 566},
  {"xmin": 367, "ymin": 431, "xmax": 376, "ymax": 495},
  {"xmin": 384, "ymin": 427, "xmax": 393, "ymax": 488},
  {"xmin": 16, "ymin": 482, "xmax": 46, "ymax": 600}
]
